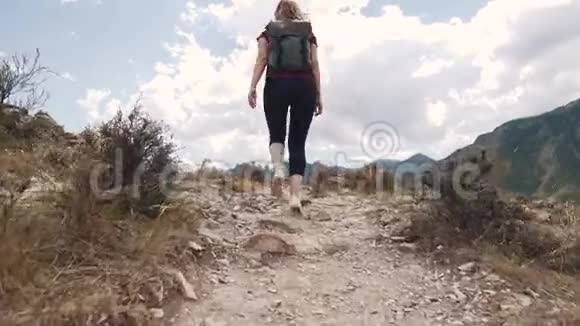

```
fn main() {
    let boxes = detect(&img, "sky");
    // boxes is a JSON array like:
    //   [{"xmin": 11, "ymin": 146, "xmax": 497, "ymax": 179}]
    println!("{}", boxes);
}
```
[{"xmin": 2, "ymin": 0, "xmax": 580, "ymax": 168}]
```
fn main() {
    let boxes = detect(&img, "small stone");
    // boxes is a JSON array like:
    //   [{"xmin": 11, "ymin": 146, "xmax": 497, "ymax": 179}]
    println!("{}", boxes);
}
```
[
  {"xmin": 524, "ymin": 288, "xmax": 540, "ymax": 299},
  {"xmin": 453, "ymin": 288, "xmax": 467, "ymax": 302},
  {"xmin": 169, "ymin": 270, "xmax": 198, "ymax": 300},
  {"xmin": 188, "ymin": 240, "xmax": 205, "ymax": 251},
  {"xmin": 390, "ymin": 236, "xmax": 407, "ymax": 243},
  {"xmin": 274, "ymin": 300, "xmax": 282, "ymax": 308},
  {"xmin": 458, "ymin": 262, "xmax": 477, "ymax": 273},
  {"xmin": 149, "ymin": 308, "xmax": 164, "ymax": 319},
  {"xmin": 514, "ymin": 294, "xmax": 532, "ymax": 307},
  {"xmin": 268, "ymin": 288, "xmax": 278, "ymax": 294},
  {"xmin": 398, "ymin": 243, "xmax": 417, "ymax": 252},
  {"xmin": 314, "ymin": 211, "xmax": 332, "ymax": 222},
  {"xmin": 427, "ymin": 296, "xmax": 440, "ymax": 303},
  {"xmin": 216, "ymin": 258, "xmax": 230, "ymax": 266},
  {"xmin": 500, "ymin": 304, "xmax": 516, "ymax": 311},
  {"xmin": 205, "ymin": 219, "xmax": 221, "ymax": 230},
  {"xmin": 312, "ymin": 309, "xmax": 325, "ymax": 316},
  {"xmin": 485, "ymin": 273, "xmax": 501, "ymax": 282}
]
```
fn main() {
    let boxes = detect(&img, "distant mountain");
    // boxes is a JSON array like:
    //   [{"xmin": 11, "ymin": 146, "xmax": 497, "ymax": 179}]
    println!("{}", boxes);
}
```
[
  {"xmin": 374, "ymin": 154, "xmax": 435, "ymax": 173},
  {"xmin": 445, "ymin": 98, "xmax": 580, "ymax": 201},
  {"xmin": 401, "ymin": 153, "xmax": 435, "ymax": 166},
  {"xmin": 227, "ymin": 153, "xmax": 435, "ymax": 184},
  {"xmin": 374, "ymin": 159, "xmax": 400, "ymax": 172}
]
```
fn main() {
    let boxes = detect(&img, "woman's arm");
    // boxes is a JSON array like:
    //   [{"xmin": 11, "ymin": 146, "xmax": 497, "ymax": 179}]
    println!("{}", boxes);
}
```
[
  {"xmin": 250, "ymin": 37, "xmax": 269, "ymax": 90},
  {"xmin": 311, "ymin": 43, "xmax": 323, "ymax": 115},
  {"xmin": 248, "ymin": 37, "xmax": 269, "ymax": 108}
]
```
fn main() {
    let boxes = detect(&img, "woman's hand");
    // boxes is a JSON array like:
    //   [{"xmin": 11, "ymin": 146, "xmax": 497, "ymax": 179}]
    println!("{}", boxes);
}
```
[
  {"xmin": 248, "ymin": 88, "xmax": 257, "ymax": 109},
  {"xmin": 315, "ymin": 95, "xmax": 323, "ymax": 116}
]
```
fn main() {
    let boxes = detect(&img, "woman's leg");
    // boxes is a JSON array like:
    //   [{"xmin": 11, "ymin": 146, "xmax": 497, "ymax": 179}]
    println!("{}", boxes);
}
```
[
  {"xmin": 288, "ymin": 79, "xmax": 317, "ymax": 208},
  {"xmin": 263, "ymin": 78, "xmax": 289, "ymax": 196},
  {"xmin": 264, "ymin": 79, "xmax": 288, "ymax": 147}
]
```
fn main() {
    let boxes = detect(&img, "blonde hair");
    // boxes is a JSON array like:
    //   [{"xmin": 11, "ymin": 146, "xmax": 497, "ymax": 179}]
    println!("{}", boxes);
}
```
[{"xmin": 275, "ymin": 0, "xmax": 304, "ymax": 20}]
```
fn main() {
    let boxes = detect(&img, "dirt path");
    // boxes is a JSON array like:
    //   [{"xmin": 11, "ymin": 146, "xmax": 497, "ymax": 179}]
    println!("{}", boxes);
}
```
[{"xmin": 169, "ymin": 189, "xmax": 567, "ymax": 326}]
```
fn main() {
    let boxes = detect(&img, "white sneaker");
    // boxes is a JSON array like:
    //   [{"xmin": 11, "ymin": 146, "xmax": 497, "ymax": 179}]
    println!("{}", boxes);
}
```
[
  {"xmin": 289, "ymin": 193, "xmax": 302, "ymax": 214},
  {"xmin": 273, "ymin": 163, "xmax": 285, "ymax": 179},
  {"xmin": 272, "ymin": 163, "xmax": 285, "ymax": 197}
]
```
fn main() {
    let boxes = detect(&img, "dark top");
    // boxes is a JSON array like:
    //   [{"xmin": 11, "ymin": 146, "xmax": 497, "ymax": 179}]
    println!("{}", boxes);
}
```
[{"xmin": 257, "ymin": 29, "xmax": 318, "ymax": 79}]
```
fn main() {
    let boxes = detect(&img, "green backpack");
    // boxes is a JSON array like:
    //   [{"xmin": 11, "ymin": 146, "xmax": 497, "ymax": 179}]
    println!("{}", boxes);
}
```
[{"xmin": 265, "ymin": 20, "xmax": 313, "ymax": 72}]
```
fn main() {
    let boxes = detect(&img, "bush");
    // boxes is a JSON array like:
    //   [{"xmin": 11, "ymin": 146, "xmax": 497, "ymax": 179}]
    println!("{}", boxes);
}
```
[
  {"xmin": 91, "ymin": 102, "xmax": 179, "ymax": 218},
  {"xmin": 310, "ymin": 165, "xmax": 331, "ymax": 197},
  {"xmin": 0, "ymin": 49, "xmax": 51, "ymax": 112},
  {"xmin": 343, "ymin": 163, "xmax": 394, "ymax": 195}
]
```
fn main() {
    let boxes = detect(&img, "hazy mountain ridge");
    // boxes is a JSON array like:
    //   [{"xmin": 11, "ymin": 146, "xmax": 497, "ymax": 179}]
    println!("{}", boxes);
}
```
[
  {"xmin": 446, "ymin": 98, "xmax": 580, "ymax": 201},
  {"xmin": 228, "ymin": 153, "xmax": 435, "ymax": 183}
]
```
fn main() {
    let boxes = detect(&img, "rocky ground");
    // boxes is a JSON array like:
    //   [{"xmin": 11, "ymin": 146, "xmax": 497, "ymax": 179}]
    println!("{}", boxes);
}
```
[{"xmin": 154, "ymin": 183, "xmax": 575, "ymax": 326}]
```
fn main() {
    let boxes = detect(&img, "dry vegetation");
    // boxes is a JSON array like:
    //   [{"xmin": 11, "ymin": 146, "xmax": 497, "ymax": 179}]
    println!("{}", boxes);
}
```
[
  {"xmin": 309, "ymin": 163, "xmax": 395, "ymax": 198},
  {"xmin": 0, "ymin": 103, "xmax": 207, "ymax": 325},
  {"xmin": 400, "ymin": 152, "xmax": 580, "ymax": 317}
]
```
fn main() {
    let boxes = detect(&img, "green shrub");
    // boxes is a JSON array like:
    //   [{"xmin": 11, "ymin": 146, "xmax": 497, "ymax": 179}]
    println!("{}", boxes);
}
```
[{"xmin": 90, "ymin": 102, "xmax": 179, "ymax": 218}]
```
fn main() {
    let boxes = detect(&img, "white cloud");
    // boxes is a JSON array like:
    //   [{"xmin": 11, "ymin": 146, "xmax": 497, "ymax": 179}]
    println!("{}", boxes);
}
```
[
  {"xmin": 61, "ymin": 72, "xmax": 77, "ymax": 82},
  {"xmin": 412, "ymin": 56, "xmax": 455, "ymax": 78},
  {"xmin": 88, "ymin": 0, "xmax": 580, "ymax": 166},
  {"xmin": 0, "ymin": 51, "xmax": 6, "ymax": 58},
  {"xmin": 77, "ymin": 88, "xmax": 111, "ymax": 121},
  {"xmin": 154, "ymin": 62, "xmax": 176, "ymax": 75},
  {"xmin": 180, "ymin": 2, "xmax": 198, "ymax": 24},
  {"xmin": 426, "ymin": 100, "xmax": 448, "ymax": 127}
]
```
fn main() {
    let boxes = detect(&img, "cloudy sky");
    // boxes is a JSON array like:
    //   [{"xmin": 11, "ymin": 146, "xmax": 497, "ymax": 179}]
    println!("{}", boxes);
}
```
[{"xmin": 2, "ymin": 0, "xmax": 580, "ymax": 167}]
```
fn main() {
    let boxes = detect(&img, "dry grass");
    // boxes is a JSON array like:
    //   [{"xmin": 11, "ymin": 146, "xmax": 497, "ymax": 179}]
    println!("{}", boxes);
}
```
[
  {"xmin": 405, "ymin": 184, "xmax": 580, "ymax": 319},
  {"xmin": 310, "ymin": 166, "xmax": 331, "ymax": 197},
  {"xmin": 410, "ymin": 198, "xmax": 580, "ymax": 271},
  {"xmin": 0, "ymin": 155, "xmax": 205, "ymax": 325},
  {"xmin": 309, "ymin": 164, "xmax": 395, "ymax": 198}
]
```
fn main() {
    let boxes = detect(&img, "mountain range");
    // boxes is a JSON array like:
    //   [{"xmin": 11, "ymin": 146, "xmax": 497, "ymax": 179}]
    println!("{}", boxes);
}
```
[
  {"xmin": 466, "ymin": 98, "xmax": 580, "ymax": 201},
  {"xmin": 229, "ymin": 98, "xmax": 580, "ymax": 201}
]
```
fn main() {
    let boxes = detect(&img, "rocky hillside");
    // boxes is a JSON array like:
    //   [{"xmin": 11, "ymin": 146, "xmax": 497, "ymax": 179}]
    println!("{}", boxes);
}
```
[
  {"xmin": 445, "ymin": 98, "xmax": 580, "ymax": 201},
  {"xmin": 0, "ymin": 104, "xmax": 79, "ymax": 147}
]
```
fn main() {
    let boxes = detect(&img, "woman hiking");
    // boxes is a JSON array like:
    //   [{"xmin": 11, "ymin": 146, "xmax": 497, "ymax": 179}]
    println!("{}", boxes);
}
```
[{"xmin": 248, "ymin": 0, "xmax": 323, "ymax": 213}]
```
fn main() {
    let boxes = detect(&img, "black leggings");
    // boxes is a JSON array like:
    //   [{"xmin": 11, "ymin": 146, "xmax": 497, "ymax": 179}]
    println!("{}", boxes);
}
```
[{"xmin": 263, "ymin": 77, "xmax": 317, "ymax": 176}]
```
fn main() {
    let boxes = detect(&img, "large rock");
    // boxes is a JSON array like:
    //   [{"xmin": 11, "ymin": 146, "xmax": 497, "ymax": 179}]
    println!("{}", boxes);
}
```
[
  {"xmin": 0, "ymin": 104, "xmax": 65, "ymax": 144},
  {"xmin": 243, "ymin": 234, "xmax": 297, "ymax": 255}
]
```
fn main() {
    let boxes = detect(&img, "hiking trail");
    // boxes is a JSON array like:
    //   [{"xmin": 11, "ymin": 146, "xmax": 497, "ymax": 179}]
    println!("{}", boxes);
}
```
[{"xmin": 169, "ymin": 186, "xmax": 567, "ymax": 326}]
